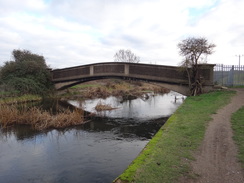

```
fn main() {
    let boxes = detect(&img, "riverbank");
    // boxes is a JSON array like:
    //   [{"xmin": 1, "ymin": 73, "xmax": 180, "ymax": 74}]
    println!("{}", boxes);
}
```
[
  {"xmin": 0, "ymin": 104, "xmax": 85, "ymax": 130},
  {"xmin": 0, "ymin": 80, "xmax": 170, "ymax": 131},
  {"xmin": 114, "ymin": 90, "xmax": 235, "ymax": 183},
  {"xmin": 0, "ymin": 94, "xmax": 41, "ymax": 105},
  {"xmin": 58, "ymin": 79, "xmax": 170, "ymax": 100}
]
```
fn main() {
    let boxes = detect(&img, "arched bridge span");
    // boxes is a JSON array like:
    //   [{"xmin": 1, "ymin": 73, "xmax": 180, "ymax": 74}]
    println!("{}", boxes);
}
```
[{"xmin": 51, "ymin": 62, "xmax": 215, "ymax": 96}]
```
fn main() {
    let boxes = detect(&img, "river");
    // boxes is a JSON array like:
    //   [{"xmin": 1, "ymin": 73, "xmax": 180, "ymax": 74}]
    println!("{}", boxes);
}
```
[{"xmin": 0, "ymin": 91, "xmax": 184, "ymax": 183}]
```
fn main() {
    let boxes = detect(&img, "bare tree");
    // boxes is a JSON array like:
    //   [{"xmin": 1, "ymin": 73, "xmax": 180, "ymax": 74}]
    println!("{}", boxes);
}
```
[
  {"xmin": 178, "ymin": 37, "xmax": 216, "ymax": 96},
  {"xmin": 114, "ymin": 49, "xmax": 140, "ymax": 63}
]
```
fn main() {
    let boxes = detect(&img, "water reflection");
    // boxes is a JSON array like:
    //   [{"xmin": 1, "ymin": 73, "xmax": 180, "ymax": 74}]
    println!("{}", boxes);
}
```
[
  {"xmin": 69, "ymin": 91, "xmax": 184, "ymax": 119},
  {"xmin": 83, "ymin": 117, "xmax": 168, "ymax": 139},
  {"xmin": 0, "ymin": 116, "xmax": 168, "ymax": 141},
  {"xmin": 0, "ymin": 91, "xmax": 185, "ymax": 183},
  {"xmin": 0, "ymin": 125, "xmax": 150, "ymax": 183}
]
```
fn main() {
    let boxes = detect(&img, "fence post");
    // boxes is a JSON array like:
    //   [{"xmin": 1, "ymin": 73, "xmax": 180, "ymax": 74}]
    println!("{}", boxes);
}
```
[{"xmin": 221, "ymin": 64, "xmax": 223, "ymax": 86}]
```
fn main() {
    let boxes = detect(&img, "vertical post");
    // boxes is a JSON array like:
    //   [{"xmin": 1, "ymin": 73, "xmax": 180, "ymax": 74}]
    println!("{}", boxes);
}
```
[
  {"xmin": 239, "ymin": 55, "xmax": 241, "ymax": 71},
  {"xmin": 125, "ymin": 64, "xmax": 129, "ymax": 75},
  {"xmin": 238, "ymin": 56, "xmax": 241, "ymax": 85},
  {"xmin": 221, "ymin": 64, "xmax": 223, "ymax": 86},
  {"xmin": 236, "ymin": 54, "xmax": 243, "ymax": 71},
  {"xmin": 90, "ymin": 65, "xmax": 94, "ymax": 76}
]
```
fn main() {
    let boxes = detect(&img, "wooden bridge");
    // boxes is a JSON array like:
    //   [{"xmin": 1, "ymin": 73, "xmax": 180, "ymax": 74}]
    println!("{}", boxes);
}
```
[{"xmin": 51, "ymin": 62, "xmax": 215, "ymax": 96}]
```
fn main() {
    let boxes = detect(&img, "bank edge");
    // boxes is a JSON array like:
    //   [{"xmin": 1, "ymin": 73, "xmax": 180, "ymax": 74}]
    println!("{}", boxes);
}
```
[{"xmin": 113, "ymin": 90, "xmax": 235, "ymax": 183}]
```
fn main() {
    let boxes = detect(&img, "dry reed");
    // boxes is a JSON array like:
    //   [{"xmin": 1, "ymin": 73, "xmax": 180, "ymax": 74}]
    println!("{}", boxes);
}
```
[
  {"xmin": 94, "ymin": 101, "xmax": 116, "ymax": 111},
  {"xmin": 84, "ymin": 87, "xmax": 110, "ymax": 99},
  {"xmin": 0, "ymin": 105, "xmax": 85, "ymax": 131},
  {"xmin": 81, "ymin": 81, "xmax": 170, "ymax": 100}
]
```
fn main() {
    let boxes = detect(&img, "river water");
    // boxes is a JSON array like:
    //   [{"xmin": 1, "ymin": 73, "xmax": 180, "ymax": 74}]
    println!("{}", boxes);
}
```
[{"xmin": 0, "ymin": 91, "xmax": 184, "ymax": 183}]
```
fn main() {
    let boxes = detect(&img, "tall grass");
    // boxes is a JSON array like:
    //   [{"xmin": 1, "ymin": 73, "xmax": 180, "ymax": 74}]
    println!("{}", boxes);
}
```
[
  {"xmin": 63, "ymin": 80, "xmax": 170, "ymax": 100},
  {"xmin": 0, "ymin": 105, "xmax": 85, "ymax": 130}
]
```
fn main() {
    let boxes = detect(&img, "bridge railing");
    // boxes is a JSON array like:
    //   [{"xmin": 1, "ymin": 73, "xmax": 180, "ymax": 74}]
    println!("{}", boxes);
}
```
[{"xmin": 52, "ymin": 62, "xmax": 214, "ymax": 83}]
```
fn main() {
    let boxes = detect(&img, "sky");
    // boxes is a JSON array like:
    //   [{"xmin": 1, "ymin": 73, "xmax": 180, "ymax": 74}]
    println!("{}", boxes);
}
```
[{"xmin": 0, "ymin": 0, "xmax": 244, "ymax": 69}]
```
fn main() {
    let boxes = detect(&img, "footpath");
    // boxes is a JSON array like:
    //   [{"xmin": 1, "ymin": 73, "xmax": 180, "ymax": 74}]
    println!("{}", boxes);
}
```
[{"xmin": 181, "ymin": 88, "xmax": 244, "ymax": 183}]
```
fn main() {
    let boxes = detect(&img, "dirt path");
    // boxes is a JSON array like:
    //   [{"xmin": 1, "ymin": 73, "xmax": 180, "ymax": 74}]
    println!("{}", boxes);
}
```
[{"xmin": 181, "ymin": 89, "xmax": 244, "ymax": 183}]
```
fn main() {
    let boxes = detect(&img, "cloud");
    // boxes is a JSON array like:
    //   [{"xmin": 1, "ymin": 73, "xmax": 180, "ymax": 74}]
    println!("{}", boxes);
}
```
[
  {"xmin": 0, "ymin": 0, "xmax": 243, "ymax": 68},
  {"xmin": 188, "ymin": 0, "xmax": 244, "ymax": 64}
]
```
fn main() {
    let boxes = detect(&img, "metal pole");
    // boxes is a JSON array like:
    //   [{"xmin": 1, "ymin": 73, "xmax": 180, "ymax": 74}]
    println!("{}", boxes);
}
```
[
  {"xmin": 236, "ymin": 55, "xmax": 244, "ymax": 69},
  {"xmin": 239, "ymin": 55, "xmax": 240, "ymax": 69},
  {"xmin": 222, "ymin": 64, "xmax": 223, "ymax": 86},
  {"xmin": 235, "ymin": 55, "xmax": 244, "ymax": 85}
]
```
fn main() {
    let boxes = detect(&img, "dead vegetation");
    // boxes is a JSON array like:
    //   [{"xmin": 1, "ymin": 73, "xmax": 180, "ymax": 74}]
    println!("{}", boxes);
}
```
[
  {"xmin": 94, "ymin": 101, "xmax": 117, "ymax": 111},
  {"xmin": 0, "ymin": 80, "xmax": 170, "ymax": 131},
  {"xmin": 66, "ymin": 79, "xmax": 170, "ymax": 100},
  {"xmin": 0, "ymin": 105, "xmax": 85, "ymax": 131}
]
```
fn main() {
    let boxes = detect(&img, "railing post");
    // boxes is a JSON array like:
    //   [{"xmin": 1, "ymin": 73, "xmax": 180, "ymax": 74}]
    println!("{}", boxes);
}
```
[
  {"xmin": 125, "ymin": 64, "xmax": 129, "ymax": 75},
  {"xmin": 90, "ymin": 65, "xmax": 94, "ymax": 76}
]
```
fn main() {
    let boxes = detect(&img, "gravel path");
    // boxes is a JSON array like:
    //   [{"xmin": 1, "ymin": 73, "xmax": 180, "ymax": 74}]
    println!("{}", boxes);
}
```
[{"xmin": 181, "ymin": 89, "xmax": 244, "ymax": 183}]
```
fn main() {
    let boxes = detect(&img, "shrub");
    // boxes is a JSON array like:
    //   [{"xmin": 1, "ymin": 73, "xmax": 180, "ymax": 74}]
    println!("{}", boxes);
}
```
[{"xmin": 0, "ymin": 49, "xmax": 53, "ymax": 96}]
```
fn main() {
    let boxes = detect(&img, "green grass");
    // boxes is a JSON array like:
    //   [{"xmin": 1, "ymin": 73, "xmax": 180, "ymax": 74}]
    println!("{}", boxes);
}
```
[
  {"xmin": 114, "ymin": 90, "xmax": 235, "ymax": 183},
  {"xmin": 231, "ymin": 85, "xmax": 244, "ymax": 88},
  {"xmin": 0, "ymin": 94, "xmax": 41, "ymax": 105},
  {"xmin": 70, "ymin": 84, "xmax": 100, "ymax": 89},
  {"xmin": 231, "ymin": 107, "xmax": 244, "ymax": 168}
]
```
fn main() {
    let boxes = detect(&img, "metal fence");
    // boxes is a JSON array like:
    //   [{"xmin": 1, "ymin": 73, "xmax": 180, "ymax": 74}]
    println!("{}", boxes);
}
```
[{"xmin": 214, "ymin": 64, "xmax": 244, "ymax": 86}]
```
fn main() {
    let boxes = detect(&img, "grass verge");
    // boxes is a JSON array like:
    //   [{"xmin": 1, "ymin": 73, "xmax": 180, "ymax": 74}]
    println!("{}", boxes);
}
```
[
  {"xmin": 114, "ymin": 90, "xmax": 235, "ymax": 183},
  {"xmin": 231, "ymin": 107, "xmax": 244, "ymax": 168}
]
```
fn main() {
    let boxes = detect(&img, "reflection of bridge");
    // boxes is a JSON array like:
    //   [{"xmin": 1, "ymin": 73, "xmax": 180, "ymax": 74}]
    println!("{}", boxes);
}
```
[{"xmin": 51, "ymin": 62, "xmax": 215, "ymax": 96}]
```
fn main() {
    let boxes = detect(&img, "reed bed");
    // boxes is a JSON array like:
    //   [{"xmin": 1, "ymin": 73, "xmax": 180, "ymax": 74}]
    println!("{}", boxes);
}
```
[
  {"xmin": 83, "ymin": 87, "xmax": 110, "ymax": 99},
  {"xmin": 74, "ymin": 80, "xmax": 170, "ymax": 100},
  {"xmin": 0, "ymin": 105, "xmax": 85, "ymax": 131}
]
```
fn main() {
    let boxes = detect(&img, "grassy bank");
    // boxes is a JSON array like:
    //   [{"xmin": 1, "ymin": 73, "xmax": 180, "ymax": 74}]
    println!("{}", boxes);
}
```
[
  {"xmin": 231, "ymin": 107, "xmax": 244, "ymax": 168},
  {"xmin": 114, "ymin": 90, "xmax": 235, "ymax": 183},
  {"xmin": 0, "ymin": 94, "xmax": 41, "ymax": 105}
]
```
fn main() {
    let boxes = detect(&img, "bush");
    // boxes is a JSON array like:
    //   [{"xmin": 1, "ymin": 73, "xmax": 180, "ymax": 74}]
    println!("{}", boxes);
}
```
[{"xmin": 0, "ymin": 49, "xmax": 53, "ymax": 96}]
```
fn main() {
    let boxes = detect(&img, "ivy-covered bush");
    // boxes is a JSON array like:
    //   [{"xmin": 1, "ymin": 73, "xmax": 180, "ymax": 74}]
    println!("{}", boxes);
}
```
[{"xmin": 0, "ymin": 49, "xmax": 53, "ymax": 96}]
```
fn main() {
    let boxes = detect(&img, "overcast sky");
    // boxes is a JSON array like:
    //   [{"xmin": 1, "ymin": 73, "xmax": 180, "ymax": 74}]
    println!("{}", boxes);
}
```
[{"xmin": 0, "ymin": 0, "xmax": 244, "ymax": 69}]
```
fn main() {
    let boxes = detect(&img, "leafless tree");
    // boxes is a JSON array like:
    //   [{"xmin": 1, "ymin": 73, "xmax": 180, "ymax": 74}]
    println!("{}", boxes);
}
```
[
  {"xmin": 178, "ymin": 37, "xmax": 216, "ymax": 96},
  {"xmin": 114, "ymin": 49, "xmax": 140, "ymax": 63}
]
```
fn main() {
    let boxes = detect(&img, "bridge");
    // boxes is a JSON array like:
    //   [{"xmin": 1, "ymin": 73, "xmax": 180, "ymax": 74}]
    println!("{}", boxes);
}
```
[{"xmin": 51, "ymin": 62, "xmax": 215, "ymax": 96}]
